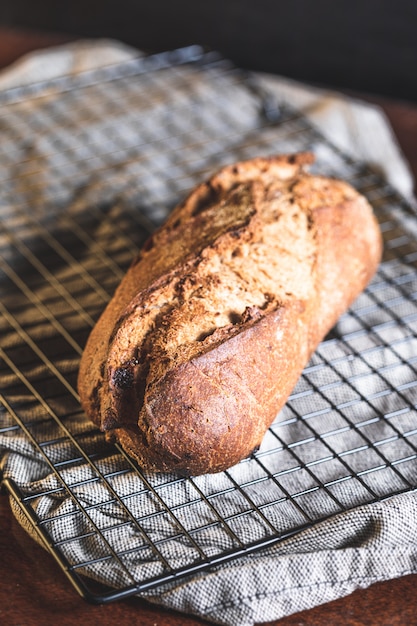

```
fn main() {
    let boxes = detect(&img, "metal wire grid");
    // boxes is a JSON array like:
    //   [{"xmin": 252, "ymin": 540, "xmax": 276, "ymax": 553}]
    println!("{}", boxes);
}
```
[{"xmin": 1, "ymin": 46, "xmax": 417, "ymax": 602}]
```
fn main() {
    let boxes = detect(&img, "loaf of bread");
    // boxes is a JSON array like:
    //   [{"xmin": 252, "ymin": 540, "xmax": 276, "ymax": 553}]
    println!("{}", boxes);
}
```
[{"xmin": 78, "ymin": 153, "xmax": 382, "ymax": 475}]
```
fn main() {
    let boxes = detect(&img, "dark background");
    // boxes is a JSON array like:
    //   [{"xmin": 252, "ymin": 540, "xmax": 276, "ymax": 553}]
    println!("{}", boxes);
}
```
[{"xmin": 0, "ymin": 0, "xmax": 416, "ymax": 102}]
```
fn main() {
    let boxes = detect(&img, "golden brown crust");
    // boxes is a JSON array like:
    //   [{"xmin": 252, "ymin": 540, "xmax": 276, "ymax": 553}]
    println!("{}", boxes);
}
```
[{"xmin": 77, "ymin": 153, "xmax": 382, "ymax": 475}]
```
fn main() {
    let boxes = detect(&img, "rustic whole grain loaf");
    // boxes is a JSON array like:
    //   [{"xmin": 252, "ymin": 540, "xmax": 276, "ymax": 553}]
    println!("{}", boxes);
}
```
[{"xmin": 78, "ymin": 153, "xmax": 382, "ymax": 475}]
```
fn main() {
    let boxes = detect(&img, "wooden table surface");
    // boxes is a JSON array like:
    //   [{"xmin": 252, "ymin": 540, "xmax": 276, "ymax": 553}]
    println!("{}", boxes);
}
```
[{"xmin": 1, "ymin": 26, "xmax": 417, "ymax": 626}]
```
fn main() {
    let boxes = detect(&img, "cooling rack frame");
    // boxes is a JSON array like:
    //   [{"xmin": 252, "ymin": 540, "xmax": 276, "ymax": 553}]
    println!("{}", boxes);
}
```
[{"xmin": 1, "ymin": 45, "xmax": 417, "ymax": 604}]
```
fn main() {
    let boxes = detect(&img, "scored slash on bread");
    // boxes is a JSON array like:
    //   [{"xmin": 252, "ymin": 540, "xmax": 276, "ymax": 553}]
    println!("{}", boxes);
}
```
[{"xmin": 77, "ymin": 153, "xmax": 382, "ymax": 475}]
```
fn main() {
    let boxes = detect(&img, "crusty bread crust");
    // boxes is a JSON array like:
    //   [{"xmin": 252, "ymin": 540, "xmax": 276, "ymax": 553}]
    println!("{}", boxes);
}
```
[{"xmin": 77, "ymin": 154, "xmax": 382, "ymax": 475}]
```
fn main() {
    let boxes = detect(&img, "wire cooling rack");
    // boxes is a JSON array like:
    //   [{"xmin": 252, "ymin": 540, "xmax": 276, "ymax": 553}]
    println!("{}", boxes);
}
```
[{"xmin": 1, "ymin": 45, "xmax": 417, "ymax": 603}]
